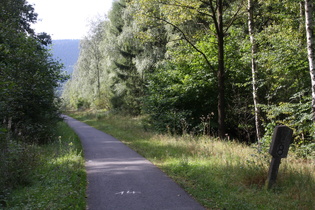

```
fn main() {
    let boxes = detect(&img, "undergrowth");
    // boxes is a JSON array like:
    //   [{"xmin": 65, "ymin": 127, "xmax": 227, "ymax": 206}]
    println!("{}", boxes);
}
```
[
  {"xmin": 68, "ymin": 111, "xmax": 315, "ymax": 210},
  {"xmin": 0, "ymin": 121, "xmax": 86, "ymax": 209}
]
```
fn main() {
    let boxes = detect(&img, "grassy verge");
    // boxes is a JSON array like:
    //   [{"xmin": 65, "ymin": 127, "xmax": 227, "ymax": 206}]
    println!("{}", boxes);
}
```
[
  {"xmin": 68, "ymin": 111, "xmax": 315, "ymax": 210},
  {"xmin": 3, "ymin": 121, "xmax": 86, "ymax": 209}
]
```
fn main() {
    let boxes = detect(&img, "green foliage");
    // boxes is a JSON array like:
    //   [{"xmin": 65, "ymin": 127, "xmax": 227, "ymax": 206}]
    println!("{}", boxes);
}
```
[
  {"xmin": 108, "ymin": 1, "xmax": 146, "ymax": 115},
  {"xmin": 261, "ymin": 96, "xmax": 315, "ymax": 159},
  {"xmin": 0, "ymin": 33, "xmax": 65, "ymax": 142},
  {"xmin": 143, "ymin": 58, "xmax": 217, "ymax": 134},
  {"xmin": 0, "ymin": 136, "xmax": 40, "ymax": 206},
  {"xmin": 0, "ymin": 0, "xmax": 37, "ymax": 35},
  {"xmin": 76, "ymin": 97, "xmax": 91, "ymax": 110},
  {"xmin": 256, "ymin": 24, "xmax": 309, "ymax": 104},
  {"xmin": 0, "ymin": 0, "xmax": 66, "ymax": 143}
]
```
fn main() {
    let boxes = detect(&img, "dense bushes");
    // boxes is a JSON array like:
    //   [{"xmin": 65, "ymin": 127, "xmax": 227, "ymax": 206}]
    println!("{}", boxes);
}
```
[{"xmin": 0, "ymin": 135, "xmax": 40, "ymax": 205}]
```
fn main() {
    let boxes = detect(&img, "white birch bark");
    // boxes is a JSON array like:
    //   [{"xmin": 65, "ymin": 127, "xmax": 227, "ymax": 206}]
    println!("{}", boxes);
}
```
[
  {"xmin": 305, "ymin": 0, "xmax": 315, "ymax": 121},
  {"xmin": 248, "ymin": 0, "xmax": 261, "ymax": 141}
]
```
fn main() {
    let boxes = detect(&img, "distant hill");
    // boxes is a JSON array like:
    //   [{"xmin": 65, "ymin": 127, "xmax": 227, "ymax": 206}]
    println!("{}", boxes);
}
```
[{"xmin": 51, "ymin": 39, "xmax": 80, "ymax": 75}]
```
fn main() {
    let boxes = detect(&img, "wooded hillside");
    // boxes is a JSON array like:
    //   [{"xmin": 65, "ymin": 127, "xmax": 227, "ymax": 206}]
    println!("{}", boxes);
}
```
[
  {"xmin": 62, "ymin": 0, "xmax": 315, "ymax": 152},
  {"xmin": 51, "ymin": 39, "xmax": 80, "ymax": 75}
]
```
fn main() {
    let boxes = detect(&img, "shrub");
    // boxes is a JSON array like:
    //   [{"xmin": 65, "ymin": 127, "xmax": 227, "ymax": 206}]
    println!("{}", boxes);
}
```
[{"xmin": 0, "ymin": 134, "xmax": 39, "ymax": 207}]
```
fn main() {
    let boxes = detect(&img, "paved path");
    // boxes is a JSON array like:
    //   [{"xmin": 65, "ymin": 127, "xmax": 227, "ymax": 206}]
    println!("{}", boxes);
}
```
[{"xmin": 64, "ymin": 116, "xmax": 205, "ymax": 210}]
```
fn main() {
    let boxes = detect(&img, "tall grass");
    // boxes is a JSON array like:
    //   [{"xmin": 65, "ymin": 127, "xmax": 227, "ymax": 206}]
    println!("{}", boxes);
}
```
[
  {"xmin": 69, "ymin": 111, "xmax": 315, "ymax": 209},
  {"xmin": 1, "ymin": 122, "xmax": 86, "ymax": 209}
]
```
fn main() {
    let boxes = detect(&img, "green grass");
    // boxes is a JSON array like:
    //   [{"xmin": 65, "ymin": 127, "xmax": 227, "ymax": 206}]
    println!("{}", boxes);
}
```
[
  {"xmin": 68, "ymin": 110, "xmax": 315, "ymax": 210},
  {"xmin": 4, "ymin": 122, "xmax": 87, "ymax": 209}
]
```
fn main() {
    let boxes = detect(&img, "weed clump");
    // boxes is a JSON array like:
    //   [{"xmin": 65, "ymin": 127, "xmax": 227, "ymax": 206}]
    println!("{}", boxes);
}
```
[{"xmin": 0, "ymin": 134, "xmax": 39, "ymax": 207}]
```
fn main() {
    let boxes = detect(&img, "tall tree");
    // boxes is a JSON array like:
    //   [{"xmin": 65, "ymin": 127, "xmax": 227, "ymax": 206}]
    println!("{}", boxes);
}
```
[
  {"xmin": 86, "ymin": 19, "xmax": 106, "ymax": 103},
  {"xmin": 215, "ymin": 0, "xmax": 226, "ymax": 139},
  {"xmin": 133, "ymin": 0, "xmax": 244, "ymax": 138},
  {"xmin": 108, "ymin": 0, "xmax": 144, "ymax": 114},
  {"xmin": 248, "ymin": 0, "xmax": 262, "ymax": 142},
  {"xmin": 305, "ymin": 0, "xmax": 315, "ymax": 122}
]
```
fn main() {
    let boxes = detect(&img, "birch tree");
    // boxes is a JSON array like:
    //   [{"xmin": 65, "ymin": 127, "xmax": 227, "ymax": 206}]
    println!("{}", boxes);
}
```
[
  {"xmin": 248, "ymin": 0, "xmax": 262, "ymax": 142},
  {"xmin": 85, "ymin": 19, "xmax": 105, "ymax": 103},
  {"xmin": 305, "ymin": 0, "xmax": 315, "ymax": 121}
]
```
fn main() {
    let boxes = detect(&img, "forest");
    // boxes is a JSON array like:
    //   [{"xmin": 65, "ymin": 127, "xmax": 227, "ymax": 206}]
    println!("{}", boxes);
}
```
[{"xmin": 63, "ymin": 0, "xmax": 315, "ymax": 153}]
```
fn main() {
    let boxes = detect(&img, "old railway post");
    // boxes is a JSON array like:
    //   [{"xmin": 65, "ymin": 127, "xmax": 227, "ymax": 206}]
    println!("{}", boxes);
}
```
[{"xmin": 266, "ymin": 125, "xmax": 293, "ymax": 189}]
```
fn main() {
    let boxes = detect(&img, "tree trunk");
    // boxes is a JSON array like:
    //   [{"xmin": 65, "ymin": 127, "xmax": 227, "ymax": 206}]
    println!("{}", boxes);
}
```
[
  {"xmin": 248, "ymin": 0, "xmax": 262, "ymax": 142},
  {"xmin": 305, "ymin": 0, "xmax": 315, "ymax": 121},
  {"xmin": 217, "ymin": 0, "xmax": 226, "ymax": 139},
  {"xmin": 97, "ymin": 63, "xmax": 101, "ymax": 101}
]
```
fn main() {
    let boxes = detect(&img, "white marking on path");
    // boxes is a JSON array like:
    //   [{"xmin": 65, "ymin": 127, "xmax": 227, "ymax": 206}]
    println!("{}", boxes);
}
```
[{"xmin": 115, "ymin": 191, "xmax": 141, "ymax": 195}]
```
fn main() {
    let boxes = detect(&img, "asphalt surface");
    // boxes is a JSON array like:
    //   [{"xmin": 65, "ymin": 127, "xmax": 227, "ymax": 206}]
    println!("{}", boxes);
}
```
[{"xmin": 64, "ymin": 115, "xmax": 205, "ymax": 210}]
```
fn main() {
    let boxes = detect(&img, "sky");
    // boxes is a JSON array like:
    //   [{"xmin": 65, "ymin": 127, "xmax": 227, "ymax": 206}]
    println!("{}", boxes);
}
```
[{"xmin": 27, "ymin": 0, "xmax": 113, "ymax": 40}]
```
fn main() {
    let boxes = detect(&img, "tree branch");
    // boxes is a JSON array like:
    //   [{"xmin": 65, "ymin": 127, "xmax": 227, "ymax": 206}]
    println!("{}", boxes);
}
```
[
  {"xmin": 224, "ymin": 1, "xmax": 246, "ymax": 34},
  {"xmin": 209, "ymin": 0, "xmax": 220, "ymax": 37},
  {"xmin": 159, "ymin": 0, "xmax": 213, "ymax": 18},
  {"xmin": 154, "ymin": 16, "xmax": 215, "ymax": 72}
]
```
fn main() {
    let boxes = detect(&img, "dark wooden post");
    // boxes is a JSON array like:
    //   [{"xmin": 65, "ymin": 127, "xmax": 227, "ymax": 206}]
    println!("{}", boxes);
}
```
[{"xmin": 266, "ymin": 125, "xmax": 293, "ymax": 189}]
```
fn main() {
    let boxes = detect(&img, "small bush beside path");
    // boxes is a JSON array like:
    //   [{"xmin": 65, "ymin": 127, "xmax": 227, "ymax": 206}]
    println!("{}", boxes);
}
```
[{"xmin": 0, "ymin": 122, "xmax": 86, "ymax": 209}]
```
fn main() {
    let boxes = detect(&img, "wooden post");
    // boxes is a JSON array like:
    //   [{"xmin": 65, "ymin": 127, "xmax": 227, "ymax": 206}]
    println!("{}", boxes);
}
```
[
  {"xmin": 266, "ymin": 126, "xmax": 293, "ymax": 189},
  {"xmin": 266, "ymin": 157, "xmax": 281, "ymax": 189}
]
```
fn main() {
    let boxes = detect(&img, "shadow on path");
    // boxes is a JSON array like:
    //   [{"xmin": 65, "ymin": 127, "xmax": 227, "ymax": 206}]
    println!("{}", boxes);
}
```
[{"xmin": 64, "ymin": 115, "xmax": 205, "ymax": 210}]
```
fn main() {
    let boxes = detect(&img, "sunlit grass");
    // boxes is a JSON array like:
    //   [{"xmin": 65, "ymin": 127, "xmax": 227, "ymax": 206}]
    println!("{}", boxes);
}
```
[
  {"xmin": 6, "ymin": 122, "xmax": 86, "ymax": 209},
  {"xmin": 68, "ymin": 111, "xmax": 315, "ymax": 210}
]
